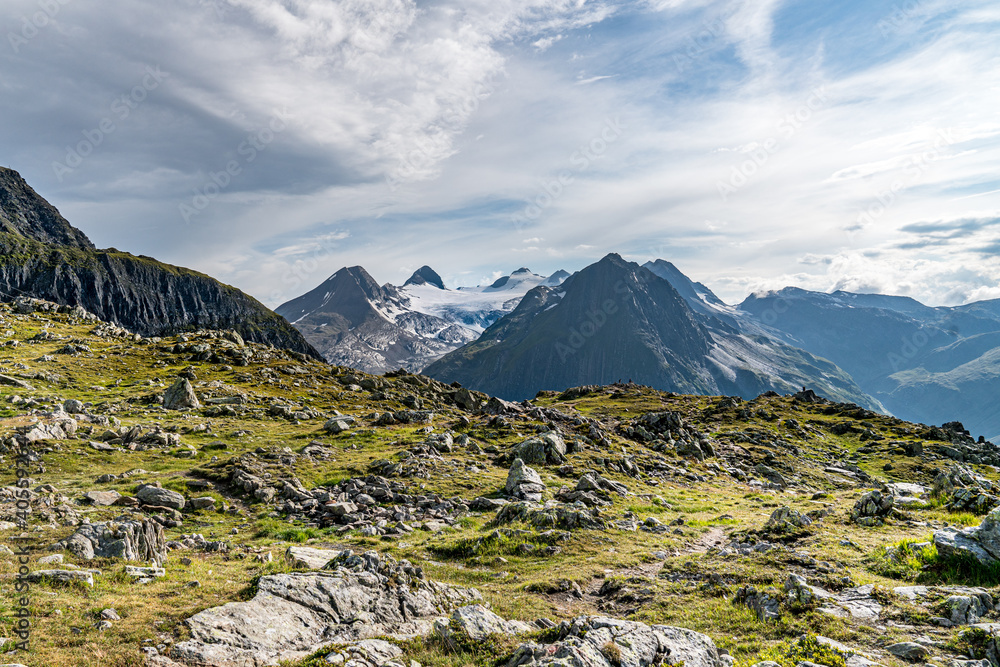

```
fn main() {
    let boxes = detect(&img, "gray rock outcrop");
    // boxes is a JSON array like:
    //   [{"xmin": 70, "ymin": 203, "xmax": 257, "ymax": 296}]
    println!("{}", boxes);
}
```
[
  {"xmin": 511, "ymin": 432, "xmax": 566, "ymax": 465},
  {"xmin": 165, "ymin": 550, "xmax": 483, "ymax": 666},
  {"xmin": 506, "ymin": 459, "xmax": 545, "ymax": 502},
  {"xmin": 935, "ymin": 506, "xmax": 1000, "ymax": 566},
  {"xmin": 57, "ymin": 519, "xmax": 166, "ymax": 565},
  {"xmin": 504, "ymin": 616, "xmax": 725, "ymax": 667},
  {"xmin": 163, "ymin": 378, "xmax": 200, "ymax": 410}
]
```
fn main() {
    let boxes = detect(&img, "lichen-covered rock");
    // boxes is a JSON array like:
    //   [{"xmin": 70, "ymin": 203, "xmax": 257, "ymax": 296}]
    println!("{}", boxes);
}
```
[
  {"xmin": 935, "ymin": 506, "xmax": 1000, "ymax": 566},
  {"xmin": 505, "ymin": 459, "xmax": 545, "ymax": 502},
  {"xmin": 734, "ymin": 586, "xmax": 780, "ymax": 622},
  {"xmin": 163, "ymin": 378, "xmax": 200, "ymax": 410},
  {"xmin": 850, "ymin": 491, "xmax": 893, "ymax": 526},
  {"xmin": 765, "ymin": 506, "xmax": 812, "ymax": 532},
  {"xmin": 949, "ymin": 487, "xmax": 1000, "ymax": 514},
  {"xmin": 57, "ymin": 519, "xmax": 166, "ymax": 565},
  {"xmin": 511, "ymin": 432, "xmax": 567, "ymax": 466},
  {"xmin": 137, "ymin": 485, "xmax": 186, "ymax": 510},
  {"xmin": 493, "ymin": 501, "xmax": 607, "ymax": 531},
  {"xmin": 502, "ymin": 616, "xmax": 724, "ymax": 667},
  {"xmin": 165, "ymin": 550, "xmax": 483, "ymax": 666}
]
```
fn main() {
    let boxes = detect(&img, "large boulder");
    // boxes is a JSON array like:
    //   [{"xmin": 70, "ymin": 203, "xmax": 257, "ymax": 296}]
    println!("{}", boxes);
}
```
[
  {"xmin": 935, "ymin": 506, "xmax": 1000, "ymax": 566},
  {"xmin": 505, "ymin": 459, "xmax": 545, "ymax": 502},
  {"xmin": 137, "ymin": 485, "xmax": 186, "ymax": 510},
  {"xmin": 511, "ymin": 432, "xmax": 566, "ymax": 466},
  {"xmin": 163, "ymin": 378, "xmax": 201, "ymax": 410},
  {"xmin": 57, "ymin": 519, "xmax": 166, "ymax": 565},
  {"xmin": 166, "ymin": 551, "xmax": 484, "ymax": 666}
]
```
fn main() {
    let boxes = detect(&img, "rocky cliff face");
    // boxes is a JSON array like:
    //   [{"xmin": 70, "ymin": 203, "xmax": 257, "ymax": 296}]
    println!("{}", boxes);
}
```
[
  {"xmin": 0, "ymin": 167, "xmax": 93, "ymax": 249},
  {"xmin": 0, "ymin": 168, "xmax": 319, "ymax": 358}
]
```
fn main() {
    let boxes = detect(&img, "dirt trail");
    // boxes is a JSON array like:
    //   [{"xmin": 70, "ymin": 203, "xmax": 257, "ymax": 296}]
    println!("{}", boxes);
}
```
[{"xmin": 683, "ymin": 526, "xmax": 727, "ymax": 554}]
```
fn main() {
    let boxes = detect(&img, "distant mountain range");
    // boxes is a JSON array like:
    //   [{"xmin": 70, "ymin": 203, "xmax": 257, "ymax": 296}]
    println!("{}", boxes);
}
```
[
  {"xmin": 283, "ymin": 252, "xmax": 1000, "ymax": 442},
  {"xmin": 275, "ymin": 265, "xmax": 568, "ymax": 373},
  {"xmin": 739, "ymin": 288, "xmax": 1000, "ymax": 442},
  {"xmin": 422, "ymin": 254, "xmax": 879, "ymax": 408},
  {"xmin": 0, "ymin": 167, "xmax": 319, "ymax": 357}
]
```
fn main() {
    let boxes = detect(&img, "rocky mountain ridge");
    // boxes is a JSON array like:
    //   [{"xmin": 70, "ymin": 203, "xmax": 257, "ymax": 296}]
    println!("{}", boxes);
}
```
[{"xmin": 0, "ymin": 167, "xmax": 319, "ymax": 358}]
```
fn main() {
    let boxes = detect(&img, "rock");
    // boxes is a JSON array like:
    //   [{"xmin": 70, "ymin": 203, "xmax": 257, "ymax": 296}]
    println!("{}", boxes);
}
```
[
  {"xmin": 452, "ymin": 387, "xmax": 481, "ymax": 411},
  {"xmin": 512, "ymin": 432, "xmax": 566, "ymax": 466},
  {"xmin": 754, "ymin": 464, "xmax": 787, "ymax": 488},
  {"xmin": 189, "ymin": 496, "xmax": 216, "ymax": 510},
  {"xmin": 137, "ymin": 485, "xmax": 186, "ymax": 510},
  {"xmin": 947, "ymin": 595, "xmax": 989, "ymax": 625},
  {"xmin": 935, "ymin": 506, "xmax": 1000, "ymax": 566},
  {"xmin": 23, "ymin": 569, "xmax": 94, "ymax": 586},
  {"xmin": 63, "ymin": 398, "xmax": 86, "ymax": 413},
  {"xmin": 84, "ymin": 490, "xmax": 122, "ymax": 506},
  {"xmin": 816, "ymin": 585, "xmax": 882, "ymax": 620},
  {"xmin": 734, "ymin": 586, "xmax": 780, "ymax": 621},
  {"xmin": 163, "ymin": 378, "xmax": 201, "ymax": 410},
  {"xmin": 101, "ymin": 608, "xmax": 121, "ymax": 620},
  {"xmin": 766, "ymin": 507, "xmax": 812, "ymax": 532},
  {"xmin": 885, "ymin": 642, "xmax": 929, "ymax": 662},
  {"xmin": 493, "ymin": 502, "xmax": 605, "ymax": 531},
  {"xmin": 470, "ymin": 497, "xmax": 509, "ymax": 512},
  {"xmin": 286, "ymin": 546, "xmax": 341, "ymax": 569},
  {"xmin": 949, "ymin": 487, "xmax": 1000, "ymax": 514},
  {"xmin": 576, "ymin": 472, "xmax": 628, "ymax": 496},
  {"xmin": 325, "ymin": 638, "xmax": 404, "ymax": 666},
  {"xmin": 0, "ymin": 374, "xmax": 33, "ymax": 390},
  {"xmin": 323, "ymin": 417, "xmax": 356, "ymax": 434},
  {"xmin": 167, "ymin": 551, "xmax": 483, "ymax": 666},
  {"xmin": 505, "ymin": 459, "xmax": 545, "ymax": 502},
  {"xmin": 850, "ymin": 491, "xmax": 893, "ymax": 526},
  {"xmin": 502, "ymin": 616, "xmax": 724, "ymax": 667},
  {"xmin": 37, "ymin": 554, "xmax": 63, "ymax": 565},
  {"xmin": 446, "ymin": 605, "xmax": 533, "ymax": 640},
  {"xmin": 126, "ymin": 565, "xmax": 166, "ymax": 578},
  {"xmin": 58, "ymin": 519, "xmax": 167, "ymax": 565}
]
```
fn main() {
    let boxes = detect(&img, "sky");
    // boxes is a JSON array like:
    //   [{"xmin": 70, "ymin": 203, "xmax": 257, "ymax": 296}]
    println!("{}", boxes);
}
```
[{"xmin": 2, "ymin": 0, "xmax": 999, "ymax": 308}]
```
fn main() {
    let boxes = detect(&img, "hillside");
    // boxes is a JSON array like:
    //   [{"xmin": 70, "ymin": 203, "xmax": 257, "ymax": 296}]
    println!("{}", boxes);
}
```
[
  {"xmin": 0, "ymin": 167, "xmax": 319, "ymax": 358},
  {"xmin": 4, "ymin": 300, "xmax": 1000, "ymax": 667}
]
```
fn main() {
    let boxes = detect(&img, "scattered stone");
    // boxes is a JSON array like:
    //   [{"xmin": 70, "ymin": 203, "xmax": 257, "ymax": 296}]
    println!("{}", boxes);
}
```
[
  {"xmin": 512, "ymin": 432, "xmax": 566, "ymax": 466},
  {"xmin": 165, "ymin": 551, "xmax": 483, "ymax": 666},
  {"xmin": 885, "ymin": 642, "xmax": 929, "ymax": 662},
  {"xmin": 505, "ymin": 459, "xmax": 546, "ymax": 502},
  {"xmin": 850, "ymin": 491, "xmax": 893, "ymax": 526},
  {"xmin": 935, "ymin": 507, "xmax": 1000, "ymax": 567},
  {"xmin": 137, "ymin": 485, "xmax": 186, "ymax": 511},
  {"xmin": 505, "ymin": 617, "xmax": 724, "ymax": 667},
  {"xmin": 163, "ymin": 378, "xmax": 201, "ymax": 410},
  {"xmin": 84, "ymin": 490, "xmax": 122, "ymax": 506},
  {"xmin": 766, "ymin": 507, "xmax": 812, "ymax": 532},
  {"xmin": 23, "ymin": 569, "xmax": 95, "ymax": 586},
  {"xmin": 323, "ymin": 416, "xmax": 356, "ymax": 434}
]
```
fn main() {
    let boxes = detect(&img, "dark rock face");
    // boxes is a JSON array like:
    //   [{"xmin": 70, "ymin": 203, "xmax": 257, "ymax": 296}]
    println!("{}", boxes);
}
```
[
  {"xmin": 0, "ymin": 167, "xmax": 93, "ymax": 249},
  {"xmin": 403, "ymin": 265, "xmax": 445, "ymax": 289},
  {"xmin": 0, "ymin": 168, "xmax": 320, "ymax": 358}
]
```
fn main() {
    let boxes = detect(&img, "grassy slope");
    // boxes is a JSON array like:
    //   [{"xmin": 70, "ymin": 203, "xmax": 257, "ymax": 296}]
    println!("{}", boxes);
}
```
[{"xmin": 0, "ymin": 304, "xmax": 997, "ymax": 666}]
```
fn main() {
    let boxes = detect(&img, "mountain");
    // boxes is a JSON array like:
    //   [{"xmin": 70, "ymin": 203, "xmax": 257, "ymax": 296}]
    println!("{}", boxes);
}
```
[
  {"xmin": 403, "ymin": 265, "xmax": 445, "ymax": 289},
  {"xmin": 274, "ymin": 265, "xmax": 475, "ymax": 372},
  {"xmin": 0, "ymin": 167, "xmax": 319, "ymax": 357},
  {"xmin": 739, "ymin": 287, "xmax": 1000, "ymax": 441},
  {"xmin": 424, "ymin": 253, "xmax": 879, "ymax": 407},
  {"xmin": 279, "ymin": 265, "xmax": 569, "ymax": 373}
]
